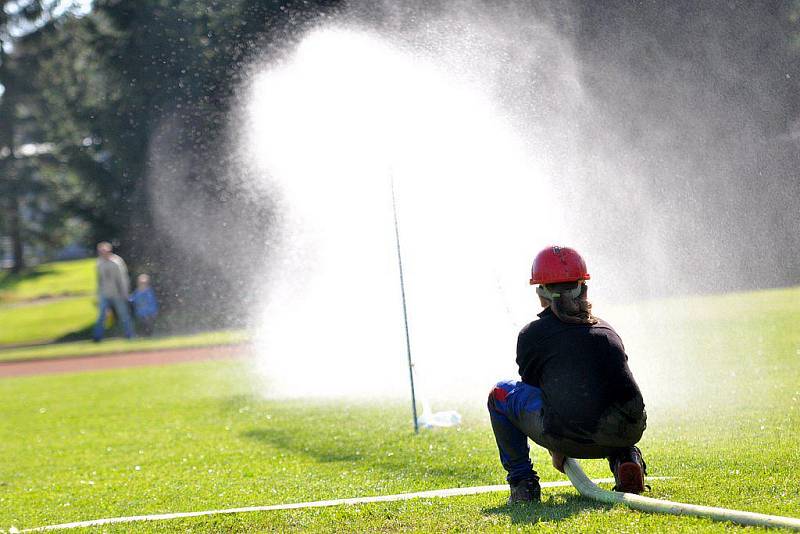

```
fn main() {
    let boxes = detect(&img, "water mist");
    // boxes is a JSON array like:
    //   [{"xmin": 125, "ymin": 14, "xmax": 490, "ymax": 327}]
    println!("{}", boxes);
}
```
[
  {"xmin": 227, "ymin": 3, "xmax": 797, "ymax": 414},
  {"xmin": 239, "ymin": 27, "xmax": 567, "ymax": 401}
]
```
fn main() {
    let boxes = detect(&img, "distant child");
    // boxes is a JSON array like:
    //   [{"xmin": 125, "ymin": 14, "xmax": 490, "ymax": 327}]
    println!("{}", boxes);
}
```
[{"xmin": 130, "ymin": 274, "xmax": 159, "ymax": 336}]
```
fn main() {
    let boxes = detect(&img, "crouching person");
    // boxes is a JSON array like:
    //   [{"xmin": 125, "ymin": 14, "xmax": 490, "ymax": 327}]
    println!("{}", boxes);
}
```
[{"xmin": 488, "ymin": 246, "xmax": 647, "ymax": 504}]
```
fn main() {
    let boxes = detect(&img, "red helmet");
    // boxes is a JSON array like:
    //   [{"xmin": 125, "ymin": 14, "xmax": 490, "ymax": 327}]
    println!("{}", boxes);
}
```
[{"xmin": 529, "ymin": 246, "xmax": 590, "ymax": 285}]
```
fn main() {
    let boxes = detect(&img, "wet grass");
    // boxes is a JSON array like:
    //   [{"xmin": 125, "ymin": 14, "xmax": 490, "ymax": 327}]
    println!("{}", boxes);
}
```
[{"xmin": 1, "ymin": 286, "xmax": 798, "ymax": 532}]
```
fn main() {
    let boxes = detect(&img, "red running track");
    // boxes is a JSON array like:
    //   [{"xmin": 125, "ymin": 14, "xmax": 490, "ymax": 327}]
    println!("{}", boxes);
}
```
[{"xmin": 0, "ymin": 344, "xmax": 250, "ymax": 378}]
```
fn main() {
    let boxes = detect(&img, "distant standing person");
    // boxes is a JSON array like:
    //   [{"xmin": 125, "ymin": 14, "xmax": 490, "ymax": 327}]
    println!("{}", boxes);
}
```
[
  {"xmin": 130, "ymin": 273, "xmax": 159, "ymax": 336},
  {"xmin": 92, "ymin": 241, "xmax": 134, "ymax": 341}
]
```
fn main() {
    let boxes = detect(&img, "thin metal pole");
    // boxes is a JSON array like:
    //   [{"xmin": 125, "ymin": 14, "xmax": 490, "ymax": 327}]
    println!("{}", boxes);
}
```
[{"xmin": 390, "ymin": 171, "xmax": 419, "ymax": 434}]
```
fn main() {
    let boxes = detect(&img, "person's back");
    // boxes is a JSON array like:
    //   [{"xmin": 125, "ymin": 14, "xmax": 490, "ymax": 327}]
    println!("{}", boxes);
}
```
[
  {"xmin": 131, "ymin": 287, "xmax": 157, "ymax": 316},
  {"xmin": 130, "ymin": 273, "xmax": 158, "ymax": 336},
  {"xmin": 517, "ymin": 308, "xmax": 645, "ymax": 445},
  {"xmin": 97, "ymin": 254, "xmax": 128, "ymax": 300},
  {"xmin": 92, "ymin": 242, "xmax": 134, "ymax": 341}
]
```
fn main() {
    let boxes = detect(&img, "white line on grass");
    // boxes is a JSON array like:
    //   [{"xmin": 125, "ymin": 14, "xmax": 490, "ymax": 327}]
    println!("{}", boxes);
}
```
[{"xmin": 19, "ymin": 477, "xmax": 674, "ymax": 532}]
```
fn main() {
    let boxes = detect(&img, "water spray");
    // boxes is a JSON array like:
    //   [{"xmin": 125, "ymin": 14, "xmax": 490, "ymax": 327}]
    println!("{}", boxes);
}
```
[
  {"xmin": 236, "ymin": 19, "xmax": 798, "ymax": 529},
  {"xmin": 390, "ymin": 170, "xmax": 419, "ymax": 433}
]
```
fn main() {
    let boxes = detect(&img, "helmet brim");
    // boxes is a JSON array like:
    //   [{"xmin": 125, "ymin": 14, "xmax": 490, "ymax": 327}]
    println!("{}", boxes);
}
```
[{"xmin": 529, "ymin": 273, "xmax": 591, "ymax": 286}]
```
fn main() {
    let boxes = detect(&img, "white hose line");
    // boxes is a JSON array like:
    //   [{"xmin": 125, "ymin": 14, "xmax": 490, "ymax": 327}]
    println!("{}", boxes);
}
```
[
  {"xmin": 18, "ymin": 477, "xmax": 636, "ymax": 532},
  {"xmin": 564, "ymin": 458, "xmax": 800, "ymax": 531}
]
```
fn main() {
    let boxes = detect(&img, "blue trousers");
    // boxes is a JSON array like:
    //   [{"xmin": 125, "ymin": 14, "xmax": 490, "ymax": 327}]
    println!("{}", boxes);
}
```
[
  {"xmin": 487, "ymin": 380, "xmax": 544, "ymax": 484},
  {"xmin": 488, "ymin": 380, "xmax": 640, "ymax": 484},
  {"xmin": 93, "ymin": 296, "xmax": 134, "ymax": 340}
]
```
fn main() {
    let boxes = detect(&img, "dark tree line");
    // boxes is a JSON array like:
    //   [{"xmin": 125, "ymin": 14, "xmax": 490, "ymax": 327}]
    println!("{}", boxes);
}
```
[
  {"xmin": 1, "ymin": 0, "xmax": 341, "ymax": 328},
  {"xmin": 1, "ymin": 1, "xmax": 798, "ymax": 326}
]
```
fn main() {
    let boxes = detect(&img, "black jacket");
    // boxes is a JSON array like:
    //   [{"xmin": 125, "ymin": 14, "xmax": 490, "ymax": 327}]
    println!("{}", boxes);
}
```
[{"xmin": 516, "ymin": 307, "xmax": 646, "ymax": 441}]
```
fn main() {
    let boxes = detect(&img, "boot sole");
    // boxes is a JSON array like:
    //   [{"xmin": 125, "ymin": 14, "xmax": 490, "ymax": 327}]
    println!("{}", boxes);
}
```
[
  {"xmin": 507, "ymin": 490, "xmax": 541, "ymax": 504},
  {"xmin": 616, "ymin": 462, "xmax": 645, "ymax": 494}
]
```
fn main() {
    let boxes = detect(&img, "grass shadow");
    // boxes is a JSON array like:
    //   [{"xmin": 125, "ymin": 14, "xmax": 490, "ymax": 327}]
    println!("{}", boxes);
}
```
[
  {"xmin": 28, "ymin": 308, "xmax": 230, "ymax": 347},
  {"xmin": 231, "ymin": 397, "xmax": 495, "ymax": 485},
  {"xmin": 54, "ymin": 324, "xmax": 96, "ymax": 343},
  {"xmin": 0, "ymin": 267, "xmax": 52, "ymax": 291},
  {"xmin": 483, "ymin": 492, "xmax": 613, "ymax": 525},
  {"xmin": 241, "ymin": 425, "xmax": 489, "ymax": 483},
  {"xmin": 0, "ymin": 322, "xmax": 125, "ymax": 349},
  {"xmin": 243, "ymin": 428, "xmax": 363, "ymax": 463},
  {"xmin": 51, "ymin": 318, "xmax": 129, "ymax": 344},
  {"xmin": 54, "ymin": 308, "xmax": 133, "ymax": 343}
]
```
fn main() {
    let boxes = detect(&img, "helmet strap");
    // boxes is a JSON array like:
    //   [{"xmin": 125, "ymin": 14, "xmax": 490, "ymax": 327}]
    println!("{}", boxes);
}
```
[{"xmin": 536, "ymin": 282, "xmax": 583, "ymax": 301}]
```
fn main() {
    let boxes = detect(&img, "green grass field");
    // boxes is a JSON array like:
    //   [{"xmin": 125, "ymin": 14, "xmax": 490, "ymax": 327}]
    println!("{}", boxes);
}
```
[
  {"xmin": 0, "ymin": 259, "xmax": 96, "ymax": 302},
  {"xmin": 0, "ymin": 296, "xmax": 97, "ymax": 346},
  {"xmin": 0, "ymin": 259, "xmax": 249, "ymax": 357},
  {"xmin": 1, "ymin": 286, "xmax": 798, "ymax": 532},
  {"xmin": 0, "ymin": 259, "xmax": 98, "ymax": 345}
]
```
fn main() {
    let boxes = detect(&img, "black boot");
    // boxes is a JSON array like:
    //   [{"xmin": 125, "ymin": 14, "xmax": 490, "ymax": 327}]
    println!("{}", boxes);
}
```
[
  {"xmin": 508, "ymin": 474, "xmax": 541, "ymax": 503},
  {"xmin": 608, "ymin": 446, "xmax": 648, "ymax": 494}
]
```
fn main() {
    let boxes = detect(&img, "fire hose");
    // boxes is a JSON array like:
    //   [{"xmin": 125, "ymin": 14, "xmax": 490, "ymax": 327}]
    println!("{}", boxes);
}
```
[{"xmin": 564, "ymin": 458, "xmax": 800, "ymax": 530}]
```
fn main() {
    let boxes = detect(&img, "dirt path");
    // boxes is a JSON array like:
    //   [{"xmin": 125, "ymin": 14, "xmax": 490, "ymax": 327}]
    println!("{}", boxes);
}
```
[{"xmin": 0, "ymin": 344, "xmax": 250, "ymax": 378}]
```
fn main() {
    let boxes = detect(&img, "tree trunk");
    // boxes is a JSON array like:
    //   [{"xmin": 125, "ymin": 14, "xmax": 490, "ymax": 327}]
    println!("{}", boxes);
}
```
[
  {"xmin": 8, "ymin": 195, "xmax": 24, "ymax": 273},
  {"xmin": 1, "ymin": 26, "xmax": 23, "ymax": 273}
]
